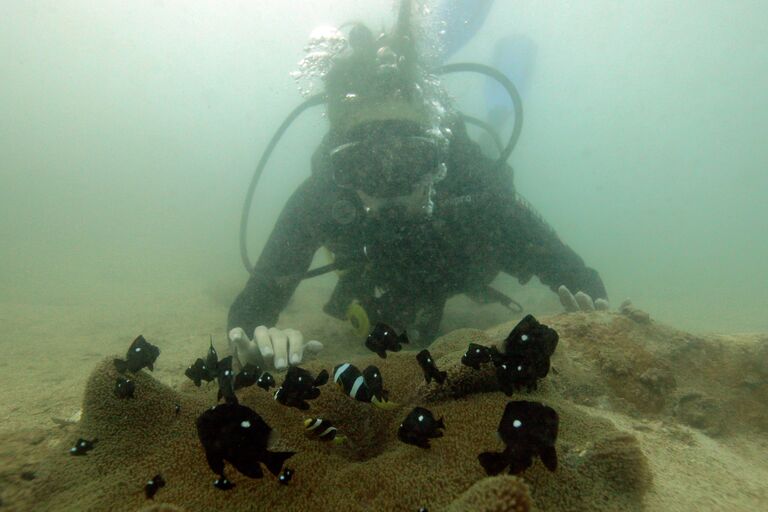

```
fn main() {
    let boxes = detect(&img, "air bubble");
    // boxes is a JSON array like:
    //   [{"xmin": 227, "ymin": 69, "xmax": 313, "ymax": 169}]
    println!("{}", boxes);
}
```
[{"xmin": 292, "ymin": 25, "xmax": 347, "ymax": 97}]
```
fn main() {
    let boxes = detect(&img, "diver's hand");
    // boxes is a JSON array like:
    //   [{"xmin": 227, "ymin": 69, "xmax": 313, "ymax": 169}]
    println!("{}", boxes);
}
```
[
  {"xmin": 228, "ymin": 326, "xmax": 323, "ymax": 371},
  {"xmin": 557, "ymin": 285, "xmax": 610, "ymax": 312}
]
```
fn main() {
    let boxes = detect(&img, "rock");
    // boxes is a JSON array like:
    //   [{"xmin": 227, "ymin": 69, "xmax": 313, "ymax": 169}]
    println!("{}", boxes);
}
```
[
  {"xmin": 674, "ymin": 393, "xmax": 723, "ymax": 435},
  {"xmin": 620, "ymin": 302, "xmax": 651, "ymax": 324},
  {"xmin": 446, "ymin": 475, "xmax": 531, "ymax": 512}
]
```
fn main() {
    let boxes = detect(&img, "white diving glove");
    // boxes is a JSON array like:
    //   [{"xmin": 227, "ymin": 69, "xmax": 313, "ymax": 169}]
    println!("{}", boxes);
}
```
[
  {"xmin": 228, "ymin": 326, "xmax": 324, "ymax": 371},
  {"xmin": 558, "ymin": 285, "xmax": 610, "ymax": 312},
  {"xmin": 559, "ymin": 285, "xmax": 650, "ymax": 324}
]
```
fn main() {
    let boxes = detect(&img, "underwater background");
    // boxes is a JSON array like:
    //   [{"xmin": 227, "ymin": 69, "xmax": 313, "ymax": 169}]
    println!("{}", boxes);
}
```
[{"xmin": 1, "ymin": 1, "xmax": 767, "ymax": 510}]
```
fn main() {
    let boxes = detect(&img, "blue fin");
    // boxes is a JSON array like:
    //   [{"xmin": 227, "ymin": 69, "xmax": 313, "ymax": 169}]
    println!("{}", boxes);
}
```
[{"xmin": 433, "ymin": 0, "xmax": 495, "ymax": 60}]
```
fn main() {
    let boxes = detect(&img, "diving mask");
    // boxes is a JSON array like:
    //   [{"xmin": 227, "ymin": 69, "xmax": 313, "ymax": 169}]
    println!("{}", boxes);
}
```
[
  {"xmin": 330, "ymin": 135, "xmax": 441, "ymax": 193},
  {"xmin": 329, "ymin": 134, "xmax": 446, "ymax": 218}
]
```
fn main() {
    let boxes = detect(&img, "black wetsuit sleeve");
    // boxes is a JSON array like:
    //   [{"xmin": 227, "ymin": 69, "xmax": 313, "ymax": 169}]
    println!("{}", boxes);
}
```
[
  {"xmin": 446, "ymin": 118, "xmax": 607, "ymax": 300},
  {"xmin": 495, "ymin": 192, "xmax": 607, "ymax": 299},
  {"xmin": 227, "ymin": 177, "xmax": 327, "ymax": 334}
]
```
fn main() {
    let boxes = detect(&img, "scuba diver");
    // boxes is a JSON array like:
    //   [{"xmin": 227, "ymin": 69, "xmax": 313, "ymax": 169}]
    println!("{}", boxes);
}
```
[{"xmin": 228, "ymin": 1, "xmax": 607, "ymax": 371}]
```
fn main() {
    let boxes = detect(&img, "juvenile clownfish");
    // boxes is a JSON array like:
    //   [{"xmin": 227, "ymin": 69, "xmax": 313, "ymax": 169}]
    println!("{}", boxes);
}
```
[
  {"xmin": 333, "ymin": 363, "xmax": 367, "ymax": 401},
  {"xmin": 332, "ymin": 363, "xmax": 397, "ymax": 409},
  {"xmin": 303, "ymin": 418, "xmax": 347, "ymax": 445}
]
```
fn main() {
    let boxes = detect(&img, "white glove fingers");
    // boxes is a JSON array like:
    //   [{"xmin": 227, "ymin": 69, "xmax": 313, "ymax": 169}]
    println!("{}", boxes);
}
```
[
  {"xmin": 558, "ymin": 285, "xmax": 580, "ymax": 312},
  {"xmin": 228, "ymin": 327, "xmax": 250, "ymax": 367},
  {"xmin": 228, "ymin": 327, "xmax": 248, "ymax": 353},
  {"xmin": 574, "ymin": 291, "xmax": 596, "ymax": 311},
  {"xmin": 285, "ymin": 329, "xmax": 304, "ymax": 365},
  {"xmin": 254, "ymin": 326, "xmax": 274, "ymax": 360},
  {"xmin": 269, "ymin": 327, "xmax": 289, "ymax": 370},
  {"xmin": 595, "ymin": 298, "xmax": 610, "ymax": 311}
]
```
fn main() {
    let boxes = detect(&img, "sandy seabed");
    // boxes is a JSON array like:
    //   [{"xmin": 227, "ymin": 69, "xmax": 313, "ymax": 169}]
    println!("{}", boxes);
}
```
[{"xmin": 1, "ymin": 276, "xmax": 766, "ymax": 511}]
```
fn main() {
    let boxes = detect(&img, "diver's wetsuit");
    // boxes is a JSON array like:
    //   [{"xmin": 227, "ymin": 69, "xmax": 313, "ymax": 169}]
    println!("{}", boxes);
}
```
[{"xmin": 228, "ymin": 118, "xmax": 606, "ymax": 344}]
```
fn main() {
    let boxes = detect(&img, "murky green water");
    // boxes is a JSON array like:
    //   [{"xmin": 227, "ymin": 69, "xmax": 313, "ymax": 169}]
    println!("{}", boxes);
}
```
[{"xmin": 1, "ymin": 1, "xmax": 766, "ymax": 510}]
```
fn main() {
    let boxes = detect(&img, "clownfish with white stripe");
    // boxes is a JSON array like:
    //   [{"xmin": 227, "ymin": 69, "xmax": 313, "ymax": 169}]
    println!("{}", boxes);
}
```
[
  {"xmin": 332, "ymin": 363, "xmax": 397, "ymax": 409},
  {"xmin": 303, "ymin": 418, "xmax": 347, "ymax": 445}
]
